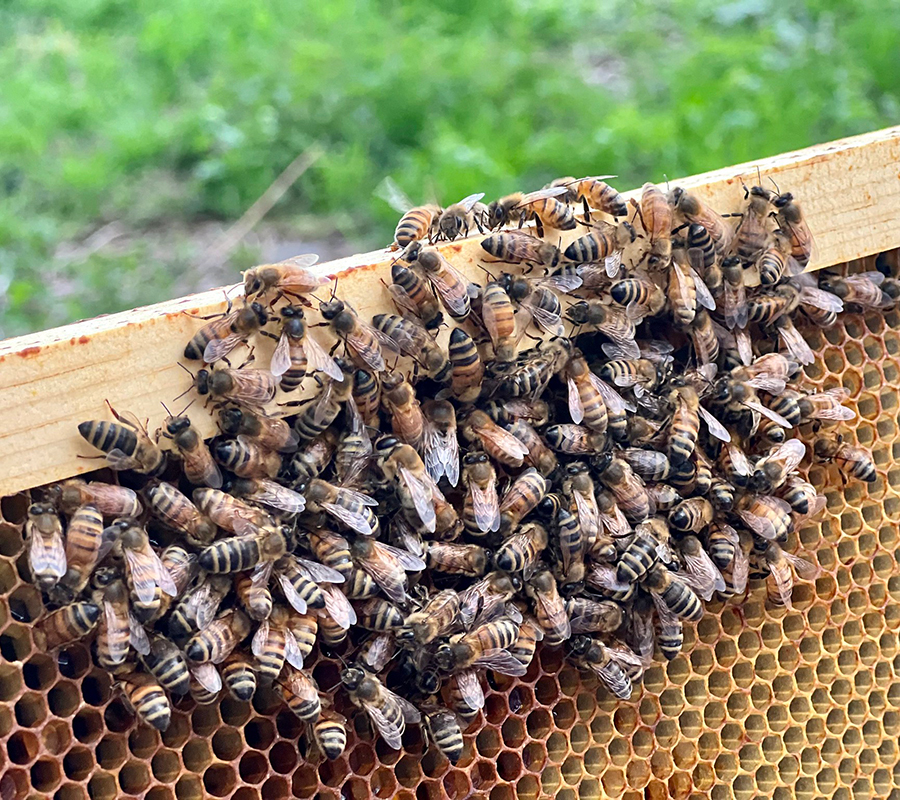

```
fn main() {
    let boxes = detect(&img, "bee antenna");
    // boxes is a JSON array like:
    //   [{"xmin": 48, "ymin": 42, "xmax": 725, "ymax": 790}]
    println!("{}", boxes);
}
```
[
  {"xmin": 756, "ymin": 166, "xmax": 762, "ymax": 186},
  {"xmin": 330, "ymin": 279, "xmax": 339, "ymax": 302},
  {"xmin": 769, "ymin": 176, "xmax": 781, "ymax": 194},
  {"xmin": 178, "ymin": 399, "xmax": 196, "ymax": 417},
  {"xmin": 176, "ymin": 361, "xmax": 195, "ymax": 377},
  {"xmin": 171, "ymin": 386, "xmax": 193, "ymax": 403},
  {"xmin": 160, "ymin": 401, "xmax": 173, "ymax": 417}
]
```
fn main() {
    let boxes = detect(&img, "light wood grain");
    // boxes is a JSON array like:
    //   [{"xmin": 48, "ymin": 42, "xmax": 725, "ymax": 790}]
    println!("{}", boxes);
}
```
[{"xmin": 2, "ymin": 126, "xmax": 900, "ymax": 497}]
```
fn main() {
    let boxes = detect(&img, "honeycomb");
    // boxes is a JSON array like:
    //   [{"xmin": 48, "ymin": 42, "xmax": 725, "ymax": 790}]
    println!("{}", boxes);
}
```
[{"xmin": 3, "ymin": 253, "xmax": 900, "ymax": 800}]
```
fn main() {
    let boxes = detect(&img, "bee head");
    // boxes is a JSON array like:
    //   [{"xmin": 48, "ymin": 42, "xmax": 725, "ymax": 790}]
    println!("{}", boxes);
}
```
[
  {"xmin": 218, "ymin": 407, "xmax": 243, "ymax": 435},
  {"xmin": 195, "ymin": 369, "xmax": 211, "ymax": 395}
]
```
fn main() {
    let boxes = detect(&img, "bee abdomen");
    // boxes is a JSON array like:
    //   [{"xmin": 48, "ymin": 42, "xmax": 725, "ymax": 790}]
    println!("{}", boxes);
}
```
[{"xmin": 78, "ymin": 421, "xmax": 137, "ymax": 456}]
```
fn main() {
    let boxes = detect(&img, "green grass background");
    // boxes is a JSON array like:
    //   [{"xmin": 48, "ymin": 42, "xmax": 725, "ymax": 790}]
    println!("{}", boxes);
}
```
[{"xmin": 1, "ymin": 0, "xmax": 898, "ymax": 337}]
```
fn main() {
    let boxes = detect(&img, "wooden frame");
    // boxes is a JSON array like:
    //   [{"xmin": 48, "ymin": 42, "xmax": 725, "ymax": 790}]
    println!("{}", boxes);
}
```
[{"xmin": 1, "ymin": 125, "xmax": 899, "ymax": 497}]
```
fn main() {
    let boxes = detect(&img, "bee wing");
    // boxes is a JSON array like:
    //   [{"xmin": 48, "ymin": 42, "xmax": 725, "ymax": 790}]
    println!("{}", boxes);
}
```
[
  {"xmin": 185, "ymin": 583, "xmax": 216, "ymax": 630},
  {"xmin": 605, "ymin": 251, "xmax": 623, "ymax": 279},
  {"xmin": 234, "ymin": 370, "xmax": 279, "ymax": 406},
  {"xmin": 731, "ymin": 545, "xmax": 750, "ymax": 594},
  {"xmin": 479, "ymin": 425, "xmax": 529, "ymax": 462},
  {"xmin": 572, "ymin": 491, "xmax": 600, "ymax": 538},
  {"xmin": 777, "ymin": 320, "xmax": 815, "ymax": 366},
  {"xmin": 250, "ymin": 480, "xmax": 307, "ymax": 514},
  {"xmin": 813, "ymin": 390, "xmax": 855, "ymax": 421},
  {"xmin": 799, "ymin": 285, "xmax": 844, "ymax": 313},
  {"xmin": 517, "ymin": 187, "xmax": 568, "ymax": 206},
  {"xmin": 251, "ymin": 621, "xmax": 270, "ymax": 657},
  {"xmin": 321, "ymin": 585, "xmax": 356, "ymax": 629},
  {"xmin": 250, "ymin": 560, "xmax": 275, "ymax": 590},
  {"xmin": 29, "ymin": 530, "xmax": 66, "ymax": 579},
  {"xmin": 398, "ymin": 468, "xmax": 436, "ymax": 534},
  {"xmin": 735, "ymin": 329, "xmax": 753, "ymax": 366},
  {"xmin": 282, "ymin": 254, "xmax": 321, "ymax": 269},
  {"xmin": 278, "ymin": 263, "xmax": 329, "ymax": 292},
  {"xmin": 469, "ymin": 478, "xmax": 501, "ymax": 533},
  {"xmin": 783, "ymin": 552, "xmax": 819, "ymax": 580},
  {"xmin": 540, "ymin": 271, "xmax": 583, "ymax": 294},
  {"xmin": 588, "ymin": 658, "xmax": 633, "ymax": 700},
  {"xmin": 124, "ymin": 549, "xmax": 161, "ymax": 604},
  {"xmin": 269, "ymin": 331, "xmax": 293, "ymax": 378},
  {"xmin": 607, "ymin": 644, "xmax": 651, "ymax": 674},
  {"xmin": 128, "ymin": 613, "xmax": 151, "ymax": 656},
  {"xmin": 767, "ymin": 556, "xmax": 796, "ymax": 609},
  {"xmin": 689, "ymin": 266, "xmax": 716, "ymax": 311},
  {"xmin": 375, "ymin": 542, "xmax": 427, "ymax": 572},
  {"xmin": 766, "ymin": 439, "xmax": 806, "ymax": 473},
  {"xmin": 598, "ymin": 506, "xmax": 630, "ymax": 538},
  {"xmin": 284, "ymin": 630, "xmax": 305, "ymax": 670},
  {"xmin": 386, "ymin": 688, "xmax": 422, "ymax": 724},
  {"xmin": 523, "ymin": 296, "xmax": 565, "ymax": 338},
  {"xmin": 723, "ymin": 279, "xmax": 748, "ymax": 330},
  {"xmin": 698, "ymin": 406, "xmax": 731, "ymax": 443},
  {"xmin": 739, "ymin": 496, "xmax": 792, "ymax": 540},
  {"xmin": 743, "ymin": 399, "xmax": 793, "ymax": 428},
  {"xmin": 375, "ymin": 177, "xmax": 414, "ymax": 214},
  {"xmin": 567, "ymin": 376, "xmax": 585, "ymax": 424},
  {"xmin": 276, "ymin": 574, "xmax": 308, "ymax": 615},
  {"xmin": 726, "ymin": 444, "xmax": 752, "ymax": 479},
  {"xmin": 594, "ymin": 376, "xmax": 637, "ymax": 413},
  {"xmin": 322, "ymin": 501, "xmax": 377, "ymax": 537},
  {"xmin": 295, "ymin": 557, "xmax": 345, "ymax": 584},
  {"xmin": 424, "ymin": 427, "xmax": 460, "ymax": 488},
  {"xmin": 457, "ymin": 670, "xmax": 486, "ymax": 710},
  {"xmin": 105, "ymin": 449, "xmax": 141, "ymax": 471},
  {"xmin": 599, "ymin": 308, "xmax": 640, "ymax": 358},
  {"xmin": 363, "ymin": 703, "xmax": 405, "ymax": 750},
  {"xmin": 191, "ymin": 662, "xmax": 223, "ymax": 693},
  {"xmin": 151, "ymin": 549, "xmax": 179, "ymax": 597},
  {"xmin": 681, "ymin": 550, "xmax": 726, "ymax": 601},
  {"xmin": 576, "ymin": 264, "xmax": 610, "ymax": 288},
  {"xmin": 427, "ymin": 260, "xmax": 471, "ymax": 317},
  {"xmin": 346, "ymin": 325, "xmax": 389, "ymax": 373},
  {"xmin": 474, "ymin": 649, "xmax": 528, "ymax": 677},
  {"xmin": 204, "ymin": 331, "xmax": 245, "ymax": 365},
  {"xmin": 456, "ymin": 192, "xmax": 486, "ymax": 212},
  {"xmin": 299, "ymin": 332, "xmax": 343, "ymax": 382}
]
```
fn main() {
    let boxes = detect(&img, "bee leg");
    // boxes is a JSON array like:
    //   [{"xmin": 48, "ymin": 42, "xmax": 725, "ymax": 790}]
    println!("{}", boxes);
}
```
[
  {"xmin": 628, "ymin": 198, "xmax": 644, "ymax": 227},
  {"xmin": 534, "ymin": 217, "xmax": 545, "ymax": 239},
  {"xmin": 582, "ymin": 197, "xmax": 591, "ymax": 223}
]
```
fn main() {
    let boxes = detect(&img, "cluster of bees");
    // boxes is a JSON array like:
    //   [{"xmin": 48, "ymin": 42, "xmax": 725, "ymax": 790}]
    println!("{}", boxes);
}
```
[{"xmin": 24, "ymin": 173, "xmax": 887, "ymax": 766}]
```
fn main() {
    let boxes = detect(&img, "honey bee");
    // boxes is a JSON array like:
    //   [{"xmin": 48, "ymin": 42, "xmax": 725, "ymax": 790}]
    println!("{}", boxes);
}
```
[
  {"xmin": 56, "ymin": 505, "xmax": 104, "ymax": 595},
  {"xmin": 561, "ymin": 462, "xmax": 599, "ymax": 540},
  {"xmin": 426, "ymin": 541, "xmax": 488, "ymax": 577},
  {"xmin": 716, "ymin": 442, "xmax": 753, "ymax": 489},
  {"xmin": 120, "ymin": 672, "xmax": 172, "ymax": 731},
  {"xmin": 504, "ymin": 419, "xmax": 556, "ymax": 476},
  {"xmin": 566, "ymin": 597, "xmax": 623, "ymax": 636},
  {"xmin": 668, "ymin": 497, "xmax": 714, "ymax": 533},
  {"xmin": 490, "ymin": 338, "xmax": 571, "ymax": 398},
  {"xmin": 476, "ymin": 281, "xmax": 518, "ymax": 363},
  {"xmin": 446, "ymin": 327, "xmax": 484, "ymax": 403},
  {"xmin": 436, "ymin": 193, "xmax": 487, "ymax": 240},
  {"xmin": 436, "ymin": 616, "xmax": 524, "ymax": 685},
  {"xmin": 778, "ymin": 475, "xmax": 823, "ymax": 517},
  {"xmin": 234, "ymin": 572, "xmax": 273, "ymax": 621},
  {"xmin": 375, "ymin": 438, "xmax": 437, "ymax": 533},
  {"xmin": 193, "ymin": 487, "xmax": 272, "ymax": 536},
  {"xmin": 270, "ymin": 305, "xmax": 344, "ymax": 391},
  {"xmin": 160, "ymin": 411, "xmax": 222, "ymax": 488},
  {"xmin": 503, "ymin": 270, "xmax": 582, "ymax": 340},
  {"xmin": 78, "ymin": 404, "xmax": 167, "ymax": 476},
  {"xmin": 565, "ymin": 352, "xmax": 608, "ymax": 432},
  {"xmin": 229, "ymin": 477, "xmax": 307, "ymax": 515},
  {"xmin": 285, "ymin": 611, "xmax": 319, "ymax": 661},
  {"xmin": 642, "ymin": 563, "xmax": 703, "ymax": 621},
  {"xmin": 609, "ymin": 277, "xmax": 667, "ymax": 323},
  {"xmin": 764, "ymin": 542, "xmax": 818, "ymax": 610},
  {"xmin": 184, "ymin": 300, "xmax": 268, "ymax": 364},
  {"xmin": 387, "ymin": 262, "xmax": 444, "ymax": 330},
  {"xmin": 319, "ymin": 297, "xmax": 393, "ymax": 372},
  {"xmin": 423, "ymin": 707, "xmax": 464, "ymax": 764},
  {"xmin": 499, "ymin": 468, "xmax": 551, "ymax": 532},
  {"xmin": 252, "ymin": 605, "xmax": 306, "ymax": 682},
  {"xmin": 586, "ymin": 564, "xmax": 635, "ymax": 603},
  {"xmin": 480, "ymin": 231, "xmax": 562, "ymax": 270},
  {"xmin": 461, "ymin": 409, "xmax": 529, "ymax": 468},
  {"xmin": 594, "ymin": 454, "xmax": 653, "ymax": 523},
  {"xmin": 33, "ymin": 602, "xmax": 101, "ymax": 651},
  {"xmin": 736, "ymin": 494, "xmax": 794, "ymax": 541},
  {"xmin": 422, "ymin": 400, "xmax": 460, "ymax": 487},
  {"xmin": 619, "ymin": 449, "xmax": 671, "ymax": 482},
  {"xmin": 48, "ymin": 479, "xmax": 142, "ymax": 518},
  {"xmin": 190, "ymin": 366, "xmax": 278, "ymax": 408},
  {"xmin": 506, "ymin": 613, "xmax": 543, "ymax": 669},
  {"xmin": 495, "ymin": 522, "xmax": 548, "ymax": 573},
  {"xmin": 458, "ymin": 572, "xmax": 518, "ymax": 628},
  {"xmin": 544, "ymin": 424, "xmax": 606, "ymax": 455},
  {"xmin": 218, "ymin": 407, "xmax": 298, "ymax": 454},
  {"xmin": 105, "ymin": 519, "xmax": 178, "ymax": 607},
  {"xmin": 552, "ymin": 500, "xmax": 586, "ymax": 588},
  {"xmin": 312, "ymin": 715, "xmax": 348, "ymax": 761},
  {"xmin": 749, "ymin": 438, "xmax": 806, "ymax": 493},
  {"xmin": 616, "ymin": 517, "xmax": 668, "ymax": 584},
  {"xmin": 524, "ymin": 569, "xmax": 570, "ymax": 646},
  {"xmin": 398, "ymin": 589, "xmax": 461, "ymax": 647},
  {"xmin": 185, "ymin": 608, "xmax": 252, "ymax": 663},
  {"xmin": 771, "ymin": 192, "xmax": 816, "ymax": 268},
  {"xmin": 95, "ymin": 577, "xmax": 150, "ymax": 669},
  {"xmin": 354, "ymin": 598, "xmax": 405, "ymax": 632},
  {"xmin": 405, "ymin": 244, "xmax": 473, "ymax": 319},
  {"xmin": 565, "ymin": 176, "xmax": 628, "ymax": 220},
  {"xmin": 303, "ymin": 478, "xmax": 379, "ymax": 536},
  {"xmin": 689, "ymin": 309, "xmax": 720, "ymax": 366},
  {"xmin": 199, "ymin": 522, "xmax": 291, "ymax": 573},
  {"xmin": 213, "ymin": 438, "xmax": 282, "ymax": 479},
  {"xmin": 732, "ymin": 185, "xmax": 773, "ymax": 265},
  {"xmin": 341, "ymin": 667, "xmax": 421, "ymax": 750},
  {"xmin": 757, "ymin": 231, "xmax": 801, "ymax": 285},
  {"xmin": 222, "ymin": 654, "xmax": 258, "ymax": 701},
  {"xmin": 242, "ymin": 253, "xmax": 328, "ymax": 301},
  {"xmin": 563, "ymin": 221, "xmax": 632, "ymax": 277},
  {"xmin": 351, "ymin": 537, "xmax": 425, "ymax": 604},
  {"xmin": 352, "ymin": 368, "xmax": 382, "ymax": 427},
  {"xmin": 813, "ymin": 435, "xmax": 877, "ymax": 483},
  {"xmin": 670, "ymin": 187, "xmax": 734, "ymax": 255},
  {"xmin": 167, "ymin": 574, "xmax": 230, "ymax": 644},
  {"xmin": 394, "ymin": 203, "xmax": 442, "ymax": 247},
  {"xmin": 316, "ymin": 584, "xmax": 358, "ymax": 645},
  {"xmin": 797, "ymin": 388, "xmax": 854, "ymax": 423},
  {"xmin": 280, "ymin": 665, "xmax": 323, "ymax": 722},
  {"xmin": 189, "ymin": 662, "xmax": 225, "ymax": 704},
  {"xmin": 292, "ymin": 362, "xmax": 355, "ymax": 443},
  {"xmin": 380, "ymin": 373, "xmax": 426, "ymax": 448},
  {"xmin": 307, "ymin": 529, "xmax": 354, "ymax": 578},
  {"xmin": 633, "ymin": 183, "xmax": 673, "ymax": 268},
  {"xmin": 717, "ymin": 257, "xmax": 748, "ymax": 330},
  {"xmin": 818, "ymin": 272, "xmax": 891, "ymax": 310},
  {"xmin": 460, "ymin": 453, "xmax": 500, "ymax": 536},
  {"xmin": 142, "ymin": 636, "xmax": 191, "ymax": 696},
  {"xmin": 149, "ymin": 546, "xmax": 195, "ymax": 624},
  {"xmin": 706, "ymin": 521, "xmax": 742, "ymax": 567},
  {"xmin": 708, "ymin": 477, "xmax": 735, "ymax": 511},
  {"xmin": 487, "ymin": 186, "xmax": 565, "ymax": 229},
  {"xmin": 567, "ymin": 636, "xmax": 635, "ymax": 700},
  {"xmin": 373, "ymin": 314, "xmax": 451, "ymax": 382},
  {"xmin": 599, "ymin": 358, "xmax": 660, "ymax": 398},
  {"xmin": 512, "ymin": 188, "xmax": 576, "ymax": 237},
  {"xmin": 678, "ymin": 535, "xmax": 725, "ymax": 601}
]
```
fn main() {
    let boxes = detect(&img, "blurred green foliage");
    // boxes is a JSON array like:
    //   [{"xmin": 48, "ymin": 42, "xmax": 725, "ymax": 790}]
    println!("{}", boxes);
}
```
[{"xmin": 1, "ymin": 0, "xmax": 898, "ymax": 336}]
